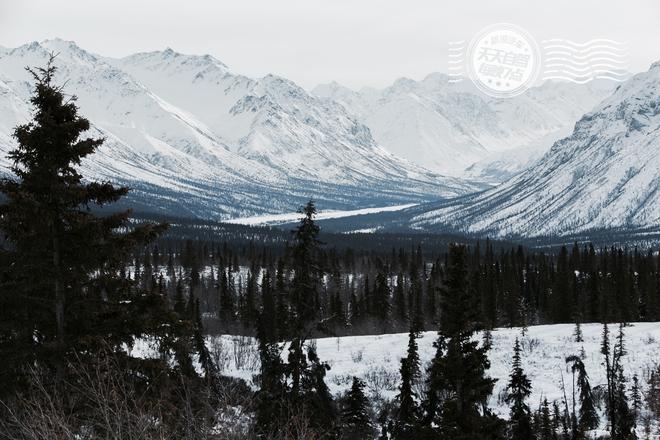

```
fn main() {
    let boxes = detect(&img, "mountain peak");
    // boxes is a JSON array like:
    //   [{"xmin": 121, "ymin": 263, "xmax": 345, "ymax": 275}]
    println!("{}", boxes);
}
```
[
  {"xmin": 41, "ymin": 38, "xmax": 86, "ymax": 53},
  {"xmin": 391, "ymin": 77, "xmax": 416, "ymax": 90},
  {"xmin": 120, "ymin": 48, "xmax": 230, "ymax": 77},
  {"xmin": 421, "ymin": 72, "xmax": 450, "ymax": 84},
  {"xmin": 35, "ymin": 38, "xmax": 100, "ymax": 66},
  {"xmin": 311, "ymin": 81, "xmax": 357, "ymax": 99},
  {"xmin": 9, "ymin": 40, "xmax": 47, "ymax": 56},
  {"xmin": 162, "ymin": 47, "xmax": 177, "ymax": 57}
]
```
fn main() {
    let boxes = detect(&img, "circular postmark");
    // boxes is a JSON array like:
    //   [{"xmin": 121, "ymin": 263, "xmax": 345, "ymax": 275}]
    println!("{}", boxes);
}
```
[{"xmin": 466, "ymin": 23, "xmax": 541, "ymax": 98}]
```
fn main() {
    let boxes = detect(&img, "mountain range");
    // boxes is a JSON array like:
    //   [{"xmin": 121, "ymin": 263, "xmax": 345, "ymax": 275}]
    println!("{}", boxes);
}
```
[
  {"xmin": 0, "ymin": 39, "xmax": 476, "ymax": 219},
  {"xmin": 407, "ymin": 62, "xmax": 660, "ymax": 237},
  {"xmin": 313, "ymin": 76, "xmax": 613, "ymax": 180},
  {"xmin": 1, "ymin": 39, "xmax": 657, "ymax": 239}
]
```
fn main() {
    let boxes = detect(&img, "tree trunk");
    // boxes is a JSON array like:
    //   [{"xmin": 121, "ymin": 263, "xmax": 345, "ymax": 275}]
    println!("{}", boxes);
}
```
[{"xmin": 52, "ymin": 220, "xmax": 65, "ymax": 382}]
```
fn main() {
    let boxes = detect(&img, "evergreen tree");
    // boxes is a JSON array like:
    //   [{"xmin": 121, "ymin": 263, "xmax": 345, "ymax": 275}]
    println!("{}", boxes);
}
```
[
  {"xmin": 290, "ymin": 200, "xmax": 321, "ymax": 331},
  {"xmin": 218, "ymin": 269, "xmax": 235, "ymax": 324},
  {"xmin": 394, "ymin": 273, "xmax": 407, "ymax": 326},
  {"xmin": 254, "ymin": 317, "xmax": 287, "ymax": 438},
  {"xmin": 287, "ymin": 201, "xmax": 322, "ymax": 398},
  {"xmin": 406, "ymin": 325, "xmax": 421, "ymax": 380},
  {"xmin": 505, "ymin": 338, "xmax": 533, "ymax": 440},
  {"xmin": 260, "ymin": 270, "xmax": 277, "ymax": 341},
  {"xmin": 424, "ymin": 245, "xmax": 502, "ymax": 440},
  {"xmin": 242, "ymin": 270, "xmax": 257, "ymax": 328},
  {"xmin": 0, "ymin": 57, "xmax": 167, "ymax": 393},
  {"xmin": 602, "ymin": 323, "xmax": 616, "ymax": 432},
  {"xmin": 393, "ymin": 324, "xmax": 423, "ymax": 438},
  {"xmin": 630, "ymin": 374, "xmax": 642, "ymax": 422},
  {"xmin": 613, "ymin": 368, "xmax": 636, "ymax": 440},
  {"xmin": 573, "ymin": 319, "xmax": 584, "ymax": 343},
  {"xmin": 275, "ymin": 258, "xmax": 289, "ymax": 341},
  {"xmin": 552, "ymin": 401, "xmax": 562, "ymax": 439},
  {"xmin": 393, "ymin": 356, "xmax": 419, "ymax": 438},
  {"xmin": 341, "ymin": 377, "xmax": 374, "ymax": 440},
  {"xmin": 302, "ymin": 345, "xmax": 337, "ymax": 435},
  {"xmin": 603, "ymin": 323, "xmax": 636, "ymax": 440},
  {"xmin": 255, "ymin": 202, "xmax": 337, "ymax": 438},
  {"xmin": 373, "ymin": 271, "xmax": 391, "ymax": 332},
  {"xmin": 566, "ymin": 354, "xmax": 599, "ymax": 433},
  {"xmin": 647, "ymin": 365, "xmax": 660, "ymax": 421},
  {"xmin": 482, "ymin": 328, "xmax": 493, "ymax": 351},
  {"xmin": 537, "ymin": 399, "xmax": 555, "ymax": 440}
]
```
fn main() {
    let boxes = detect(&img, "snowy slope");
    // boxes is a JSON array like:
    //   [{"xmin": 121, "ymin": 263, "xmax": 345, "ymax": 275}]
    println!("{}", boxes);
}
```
[
  {"xmin": 313, "ymin": 75, "xmax": 613, "ymax": 180},
  {"xmin": 118, "ymin": 52, "xmax": 443, "ymax": 185},
  {"xmin": 0, "ymin": 40, "xmax": 478, "ymax": 219},
  {"xmin": 409, "ymin": 62, "xmax": 660, "ymax": 237},
  {"xmin": 211, "ymin": 322, "xmax": 660, "ymax": 433}
]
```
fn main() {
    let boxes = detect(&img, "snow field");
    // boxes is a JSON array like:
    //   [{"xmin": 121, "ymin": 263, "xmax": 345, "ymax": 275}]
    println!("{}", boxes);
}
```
[{"xmin": 214, "ymin": 323, "xmax": 660, "ymax": 428}]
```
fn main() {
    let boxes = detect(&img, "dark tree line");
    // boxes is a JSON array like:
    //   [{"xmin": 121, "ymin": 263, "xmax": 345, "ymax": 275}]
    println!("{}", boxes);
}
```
[{"xmin": 121, "ymin": 230, "xmax": 660, "ymax": 339}]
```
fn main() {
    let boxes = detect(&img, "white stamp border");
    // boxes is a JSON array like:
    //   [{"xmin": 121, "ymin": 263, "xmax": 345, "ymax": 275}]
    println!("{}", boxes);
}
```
[{"xmin": 466, "ymin": 23, "xmax": 542, "ymax": 98}]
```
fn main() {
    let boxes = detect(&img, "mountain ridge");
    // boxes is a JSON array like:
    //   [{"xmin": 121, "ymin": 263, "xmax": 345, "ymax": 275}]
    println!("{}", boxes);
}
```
[
  {"xmin": 407, "ymin": 61, "xmax": 660, "ymax": 237},
  {"xmin": 0, "ymin": 39, "xmax": 480, "ymax": 219},
  {"xmin": 313, "ymin": 75, "xmax": 614, "ymax": 180}
]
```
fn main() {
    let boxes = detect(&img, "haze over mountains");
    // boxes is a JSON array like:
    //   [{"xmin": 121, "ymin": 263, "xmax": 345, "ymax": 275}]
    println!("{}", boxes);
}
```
[{"xmin": 313, "ymin": 76, "xmax": 613, "ymax": 180}]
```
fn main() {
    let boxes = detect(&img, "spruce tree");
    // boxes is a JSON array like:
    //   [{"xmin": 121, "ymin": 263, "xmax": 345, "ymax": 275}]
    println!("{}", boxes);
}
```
[
  {"xmin": 288, "ymin": 201, "xmax": 322, "ymax": 398},
  {"xmin": 552, "ymin": 401, "xmax": 562, "ymax": 439},
  {"xmin": 613, "ymin": 368, "xmax": 636, "ymax": 440},
  {"xmin": 630, "ymin": 374, "xmax": 642, "ymax": 422},
  {"xmin": 565, "ymin": 354, "xmax": 599, "ymax": 432},
  {"xmin": 424, "ymin": 245, "xmax": 502, "ymax": 440},
  {"xmin": 290, "ymin": 200, "xmax": 321, "ymax": 331},
  {"xmin": 647, "ymin": 365, "xmax": 660, "ymax": 421},
  {"xmin": 482, "ymin": 328, "xmax": 493, "ymax": 351},
  {"xmin": 406, "ymin": 325, "xmax": 421, "ymax": 380},
  {"xmin": 603, "ymin": 323, "xmax": 636, "ymax": 440},
  {"xmin": 342, "ymin": 377, "xmax": 374, "ymax": 440},
  {"xmin": 573, "ymin": 319, "xmax": 584, "ymax": 343},
  {"xmin": 394, "ymin": 273, "xmax": 407, "ymax": 327},
  {"xmin": 255, "ymin": 202, "xmax": 337, "ymax": 438},
  {"xmin": 302, "ymin": 345, "xmax": 337, "ymax": 435},
  {"xmin": 394, "ymin": 324, "xmax": 422, "ymax": 439},
  {"xmin": 260, "ymin": 270, "xmax": 277, "ymax": 341},
  {"xmin": 537, "ymin": 398, "xmax": 555, "ymax": 440},
  {"xmin": 394, "ymin": 356, "xmax": 419, "ymax": 438},
  {"xmin": 505, "ymin": 338, "xmax": 533, "ymax": 440},
  {"xmin": 373, "ymin": 271, "xmax": 391, "ymax": 332},
  {"xmin": 218, "ymin": 269, "xmax": 235, "ymax": 324},
  {"xmin": 254, "ymin": 316, "xmax": 287, "ymax": 438},
  {"xmin": 602, "ymin": 323, "xmax": 616, "ymax": 431},
  {"xmin": 0, "ymin": 57, "xmax": 167, "ymax": 392}
]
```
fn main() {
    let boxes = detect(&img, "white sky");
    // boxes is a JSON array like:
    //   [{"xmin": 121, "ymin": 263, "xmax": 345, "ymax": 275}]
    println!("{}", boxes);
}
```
[{"xmin": 1, "ymin": 0, "xmax": 658, "ymax": 90}]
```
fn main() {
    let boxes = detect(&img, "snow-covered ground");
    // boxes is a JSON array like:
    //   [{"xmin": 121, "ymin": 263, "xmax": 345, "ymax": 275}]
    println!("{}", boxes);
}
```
[
  {"xmin": 213, "ymin": 322, "xmax": 660, "ymax": 431},
  {"xmin": 224, "ymin": 203, "xmax": 416, "ymax": 226}
]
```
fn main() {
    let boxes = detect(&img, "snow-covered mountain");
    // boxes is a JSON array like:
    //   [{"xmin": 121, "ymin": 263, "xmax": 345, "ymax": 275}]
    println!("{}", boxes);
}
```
[
  {"xmin": 313, "ymin": 75, "xmax": 613, "ymax": 180},
  {"xmin": 409, "ymin": 62, "xmax": 660, "ymax": 237},
  {"xmin": 0, "ymin": 39, "xmax": 478, "ymax": 219}
]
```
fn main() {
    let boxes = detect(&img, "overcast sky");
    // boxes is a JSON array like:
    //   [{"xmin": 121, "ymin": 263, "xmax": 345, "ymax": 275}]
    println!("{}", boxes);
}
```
[{"xmin": 1, "ymin": 0, "xmax": 658, "ymax": 89}]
